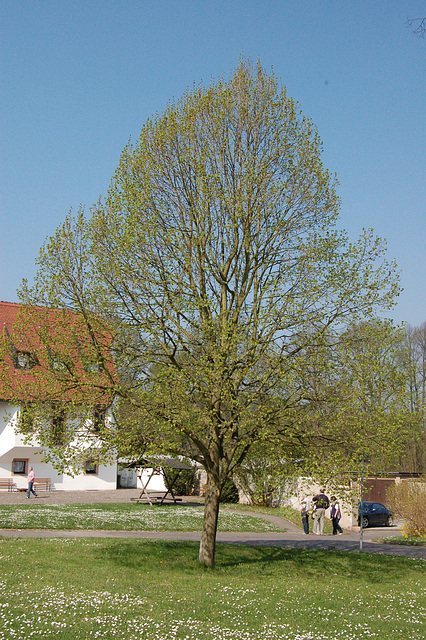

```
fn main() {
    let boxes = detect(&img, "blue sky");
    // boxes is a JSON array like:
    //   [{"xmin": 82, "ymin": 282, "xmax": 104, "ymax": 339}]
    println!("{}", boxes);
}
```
[{"xmin": 1, "ymin": 0, "xmax": 425, "ymax": 326}]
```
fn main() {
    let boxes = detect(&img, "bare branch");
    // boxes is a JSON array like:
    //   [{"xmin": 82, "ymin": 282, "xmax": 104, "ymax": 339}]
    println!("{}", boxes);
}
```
[{"xmin": 407, "ymin": 16, "xmax": 426, "ymax": 38}]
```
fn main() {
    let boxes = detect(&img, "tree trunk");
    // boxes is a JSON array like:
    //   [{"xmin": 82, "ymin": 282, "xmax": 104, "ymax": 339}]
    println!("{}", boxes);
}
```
[{"xmin": 198, "ymin": 471, "xmax": 220, "ymax": 567}]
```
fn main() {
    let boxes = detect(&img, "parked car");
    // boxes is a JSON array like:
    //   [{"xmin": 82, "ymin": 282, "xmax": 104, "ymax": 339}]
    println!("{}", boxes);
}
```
[{"xmin": 358, "ymin": 502, "xmax": 393, "ymax": 528}]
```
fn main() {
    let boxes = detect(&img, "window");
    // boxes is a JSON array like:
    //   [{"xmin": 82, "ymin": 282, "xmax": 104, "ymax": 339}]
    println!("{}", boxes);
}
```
[
  {"xmin": 93, "ymin": 406, "xmax": 106, "ymax": 434},
  {"xmin": 83, "ymin": 360, "xmax": 100, "ymax": 373},
  {"xmin": 19, "ymin": 403, "xmax": 35, "ymax": 434},
  {"xmin": 373, "ymin": 503, "xmax": 386, "ymax": 513},
  {"xmin": 52, "ymin": 357, "xmax": 67, "ymax": 372},
  {"xmin": 84, "ymin": 460, "xmax": 98, "ymax": 475},
  {"xmin": 46, "ymin": 346, "xmax": 71, "ymax": 373},
  {"xmin": 51, "ymin": 406, "xmax": 67, "ymax": 446},
  {"xmin": 12, "ymin": 459, "xmax": 28, "ymax": 475},
  {"xmin": 3, "ymin": 328, "xmax": 38, "ymax": 370},
  {"xmin": 14, "ymin": 351, "xmax": 38, "ymax": 370}
]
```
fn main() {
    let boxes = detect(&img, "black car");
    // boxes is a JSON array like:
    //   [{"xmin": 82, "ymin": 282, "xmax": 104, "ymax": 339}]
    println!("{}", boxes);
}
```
[{"xmin": 358, "ymin": 501, "xmax": 393, "ymax": 528}]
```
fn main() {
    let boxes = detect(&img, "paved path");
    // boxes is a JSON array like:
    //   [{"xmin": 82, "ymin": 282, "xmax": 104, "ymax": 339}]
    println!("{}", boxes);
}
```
[
  {"xmin": 1, "ymin": 489, "xmax": 424, "ymax": 559},
  {"xmin": 0, "ymin": 488, "xmax": 144, "ymax": 505}
]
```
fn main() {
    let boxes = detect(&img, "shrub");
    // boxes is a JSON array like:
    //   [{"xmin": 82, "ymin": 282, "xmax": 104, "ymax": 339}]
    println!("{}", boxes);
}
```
[
  {"xmin": 164, "ymin": 468, "xmax": 196, "ymax": 496},
  {"xmin": 233, "ymin": 440, "xmax": 296, "ymax": 506},
  {"xmin": 219, "ymin": 478, "xmax": 240, "ymax": 503},
  {"xmin": 387, "ymin": 477, "xmax": 426, "ymax": 538}
]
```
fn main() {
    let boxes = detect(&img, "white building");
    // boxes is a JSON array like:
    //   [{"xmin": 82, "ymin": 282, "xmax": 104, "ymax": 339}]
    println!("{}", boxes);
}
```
[
  {"xmin": 0, "ymin": 301, "xmax": 117, "ymax": 491},
  {"xmin": 0, "ymin": 402, "xmax": 117, "ymax": 491}
]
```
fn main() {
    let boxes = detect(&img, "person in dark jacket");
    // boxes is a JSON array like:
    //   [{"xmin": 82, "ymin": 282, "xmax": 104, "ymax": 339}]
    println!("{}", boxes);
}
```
[{"xmin": 313, "ymin": 489, "xmax": 329, "ymax": 535}]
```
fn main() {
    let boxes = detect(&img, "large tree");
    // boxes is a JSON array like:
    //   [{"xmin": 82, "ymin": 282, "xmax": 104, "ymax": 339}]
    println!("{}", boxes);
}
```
[
  {"xmin": 234, "ymin": 319, "xmax": 413, "ymax": 503},
  {"xmin": 292, "ymin": 319, "xmax": 413, "ymax": 482},
  {"xmin": 400, "ymin": 323, "xmax": 426, "ymax": 472},
  {"xmin": 17, "ymin": 61, "xmax": 399, "ymax": 566}
]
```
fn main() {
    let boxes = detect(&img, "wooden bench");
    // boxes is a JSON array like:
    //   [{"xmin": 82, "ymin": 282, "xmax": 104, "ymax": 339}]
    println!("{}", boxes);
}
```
[
  {"xmin": 34, "ymin": 478, "xmax": 53, "ymax": 491},
  {"xmin": 131, "ymin": 490, "xmax": 183, "ymax": 505},
  {"xmin": 0, "ymin": 478, "xmax": 16, "ymax": 491}
]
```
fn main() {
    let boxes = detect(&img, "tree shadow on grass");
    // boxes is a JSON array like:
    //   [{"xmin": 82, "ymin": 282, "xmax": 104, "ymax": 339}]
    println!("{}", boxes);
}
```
[
  {"xmin": 216, "ymin": 544, "xmax": 400, "ymax": 581},
  {"xmin": 96, "ymin": 539, "xmax": 421, "ymax": 585}
]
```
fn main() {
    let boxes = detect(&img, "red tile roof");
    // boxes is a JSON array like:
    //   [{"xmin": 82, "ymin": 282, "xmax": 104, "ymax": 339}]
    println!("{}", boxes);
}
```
[
  {"xmin": 0, "ymin": 301, "xmax": 115, "ymax": 404},
  {"xmin": 0, "ymin": 300, "xmax": 21, "ymax": 330}
]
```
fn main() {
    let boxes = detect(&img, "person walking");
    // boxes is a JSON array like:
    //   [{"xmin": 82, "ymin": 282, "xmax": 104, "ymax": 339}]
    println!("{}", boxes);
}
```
[
  {"xmin": 27, "ymin": 466, "xmax": 37, "ymax": 498},
  {"xmin": 330, "ymin": 496, "xmax": 343, "ymax": 535},
  {"xmin": 313, "ymin": 489, "xmax": 329, "ymax": 535},
  {"xmin": 300, "ymin": 496, "xmax": 311, "ymax": 535}
]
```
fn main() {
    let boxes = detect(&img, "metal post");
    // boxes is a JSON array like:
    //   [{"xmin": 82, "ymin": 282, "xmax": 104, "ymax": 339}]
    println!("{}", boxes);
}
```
[{"xmin": 359, "ymin": 458, "xmax": 364, "ymax": 552}]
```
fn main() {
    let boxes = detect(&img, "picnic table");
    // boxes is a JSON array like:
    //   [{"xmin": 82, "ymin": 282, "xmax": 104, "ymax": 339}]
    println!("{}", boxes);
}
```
[{"xmin": 130, "ymin": 458, "xmax": 192, "ymax": 505}]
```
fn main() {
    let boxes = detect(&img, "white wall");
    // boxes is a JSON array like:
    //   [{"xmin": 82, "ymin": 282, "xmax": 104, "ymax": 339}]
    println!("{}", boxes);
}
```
[
  {"xmin": 0, "ymin": 403, "xmax": 21, "ymax": 453},
  {"xmin": 137, "ymin": 468, "xmax": 168, "ymax": 492},
  {"xmin": 60, "ymin": 464, "xmax": 117, "ymax": 491},
  {"xmin": 236, "ymin": 473, "xmax": 357, "ymax": 529},
  {"xmin": 0, "ymin": 401, "xmax": 117, "ymax": 491},
  {"xmin": 292, "ymin": 478, "xmax": 355, "ymax": 529}
]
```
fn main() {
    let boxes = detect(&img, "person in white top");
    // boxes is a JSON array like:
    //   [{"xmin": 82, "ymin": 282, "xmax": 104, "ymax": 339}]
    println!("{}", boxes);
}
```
[
  {"xmin": 300, "ymin": 496, "xmax": 311, "ymax": 534},
  {"xmin": 330, "ymin": 496, "xmax": 343, "ymax": 535}
]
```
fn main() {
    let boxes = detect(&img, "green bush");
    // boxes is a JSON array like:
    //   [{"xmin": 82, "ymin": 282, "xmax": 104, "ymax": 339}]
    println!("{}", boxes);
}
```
[
  {"xmin": 219, "ymin": 478, "xmax": 240, "ymax": 503},
  {"xmin": 163, "ymin": 468, "xmax": 196, "ymax": 496},
  {"xmin": 232, "ymin": 439, "xmax": 297, "ymax": 506},
  {"xmin": 387, "ymin": 477, "xmax": 426, "ymax": 538}
]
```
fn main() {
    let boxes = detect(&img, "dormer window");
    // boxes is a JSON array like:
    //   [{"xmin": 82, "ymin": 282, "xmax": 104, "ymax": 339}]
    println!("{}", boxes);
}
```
[
  {"xmin": 84, "ymin": 360, "xmax": 100, "ymax": 373},
  {"xmin": 46, "ymin": 346, "xmax": 71, "ymax": 373},
  {"xmin": 4, "ymin": 325, "xmax": 38, "ymax": 371},
  {"xmin": 52, "ymin": 357, "xmax": 67, "ymax": 372},
  {"xmin": 14, "ymin": 351, "xmax": 38, "ymax": 370}
]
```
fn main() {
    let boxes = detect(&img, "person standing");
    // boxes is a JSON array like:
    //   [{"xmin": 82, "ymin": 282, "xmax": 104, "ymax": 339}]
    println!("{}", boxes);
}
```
[
  {"xmin": 311, "ymin": 495, "xmax": 318, "ymax": 534},
  {"xmin": 314, "ymin": 489, "xmax": 329, "ymax": 535},
  {"xmin": 27, "ymin": 466, "xmax": 37, "ymax": 498},
  {"xmin": 330, "ymin": 496, "xmax": 343, "ymax": 535},
  {"xmin": 300, "ymin": 496, "xmax": 311, "ymax": 534}
]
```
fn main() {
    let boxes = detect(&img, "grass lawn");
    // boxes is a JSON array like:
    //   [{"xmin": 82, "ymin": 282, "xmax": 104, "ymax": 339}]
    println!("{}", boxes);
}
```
[
  {"xmin": 0, "ymin": 537, "xmax": 424, "ymax": 639},
  {"xmin": 376, "ymin": 535, "xmax": 426, "ymax": 546},
  {"xmin": 222, "ymin": 503, "xmax": 335, "ymax": 534},
  {"xmin": 0, "ymin": 503, "xmax": 283, "ymax": 532}
]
